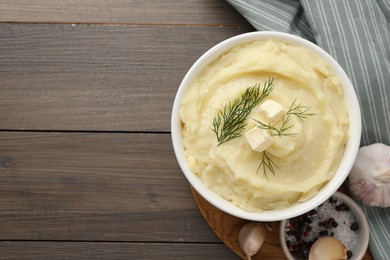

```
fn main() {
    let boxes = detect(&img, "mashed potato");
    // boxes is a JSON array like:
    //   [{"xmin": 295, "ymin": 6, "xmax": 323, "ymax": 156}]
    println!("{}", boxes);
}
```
[{"xmin": 180, "ymin": 39, "xmax": 349, "ymax": 212}]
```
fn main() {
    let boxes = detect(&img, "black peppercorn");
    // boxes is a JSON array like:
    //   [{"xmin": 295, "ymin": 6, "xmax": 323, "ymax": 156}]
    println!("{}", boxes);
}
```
[
  {"xmin": 319, "ymin": 230, "xmax": 328, "ymax": 236},
  {"xmin": 350, "ymin": 222, "xmax": 359, "ymax": 231},
  {"xmin": 347, "ymin": 250, "xmax": 353, "ymax": 259}
]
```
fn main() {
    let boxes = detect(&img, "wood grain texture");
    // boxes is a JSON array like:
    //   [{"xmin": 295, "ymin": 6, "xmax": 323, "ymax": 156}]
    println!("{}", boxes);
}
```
[
  {"xmin": 0, "ymin": 242, "xmax": 237, "ymax": 259},
  {"xmin": 0, "ymin": 132, "xmax": 220, "ymax": 242},
  {"xmin": 0, "ymin": 0, "xmax": 248, "ymax": 25},
  {"xmin": 0, "ymin": 23, "xmax": 253, "ymax": 132}
]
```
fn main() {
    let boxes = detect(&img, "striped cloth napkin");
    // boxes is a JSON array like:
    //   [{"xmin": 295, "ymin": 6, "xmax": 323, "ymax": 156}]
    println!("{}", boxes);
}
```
[{"xmin": 226, "ymin": 0, "xmax": 390, "ymax": 258}]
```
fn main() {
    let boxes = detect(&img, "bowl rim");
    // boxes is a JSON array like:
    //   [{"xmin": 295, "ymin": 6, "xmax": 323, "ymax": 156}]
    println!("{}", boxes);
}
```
[
  {"xmin": 279, "ymin": 191, "xmax": 370, "ymax": 260},
  {"xmin": 171, "ymin": 31, "xmax": 362, "ymax": 221}
]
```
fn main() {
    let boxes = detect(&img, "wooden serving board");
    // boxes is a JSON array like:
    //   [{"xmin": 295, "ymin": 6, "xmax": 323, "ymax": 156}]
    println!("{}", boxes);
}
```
[{"xmin": 190, "ymin": 186, "xmax": 374, "ymax": 260}]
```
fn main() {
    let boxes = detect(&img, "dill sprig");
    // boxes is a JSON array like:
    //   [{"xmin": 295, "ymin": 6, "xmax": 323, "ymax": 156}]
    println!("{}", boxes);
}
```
[
  {"xmin": 287, "ymin": 99, "xmax": 316, "ymax": 122},
  {"xmin": 257, "ymin": 150, "xmax": 277, "ymax": 180},
  {"xmin": 254, "ymin": 116, "xmax": 295, "ymax": 137},
  {"xmin": 256, "ymin": 99, "xmax": 314, "ymax": 137},
  {"xmin": 256, "ymin": 99, "xmax": 315, "ymax": 179},
  {"xmin": 211, "ymin": 78, "xmax": 274, "ymax": 146}
]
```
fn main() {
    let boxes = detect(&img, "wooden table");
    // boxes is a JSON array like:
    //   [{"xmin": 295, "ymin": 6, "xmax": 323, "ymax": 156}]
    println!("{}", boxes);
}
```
[{"xmin": 0, "ymin": 1, "xmax": 373, "ymax": 259}]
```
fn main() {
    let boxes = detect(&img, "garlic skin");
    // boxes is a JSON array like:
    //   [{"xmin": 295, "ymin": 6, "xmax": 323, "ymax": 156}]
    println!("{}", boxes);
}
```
[
  {"xmin": 239, "ymin": 222, "xmax": 270, "ymax": 260},
  {"xmin": 308, "ymin": 237, "xmax": 347, "ymax": 260},
  {"xmin": 349, "ymin": 143, "xmax": 390, "ymax": 207}
]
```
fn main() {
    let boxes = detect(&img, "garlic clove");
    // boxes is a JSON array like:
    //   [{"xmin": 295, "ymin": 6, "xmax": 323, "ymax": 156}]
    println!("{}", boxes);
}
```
[
  {"xmin": 349, "ymin": 143, "xmax": 390, "ymax": 207},
  {"xmin": 239, "ymin": 222, "xmax": 270, "ymax": 260},
  {"xmin": 308, "ymin": 237, "xmax": 348, "ymax": 260}
]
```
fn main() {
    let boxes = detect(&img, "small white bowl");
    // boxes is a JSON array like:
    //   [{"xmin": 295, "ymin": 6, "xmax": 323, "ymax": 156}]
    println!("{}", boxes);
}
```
[
  {"xmin": 171, "ymin": 31, "xmax": 361, "ymax": 221},
  {"xmin": 279, "ymin": 192, "xmax": 370, "ymax": 260}
]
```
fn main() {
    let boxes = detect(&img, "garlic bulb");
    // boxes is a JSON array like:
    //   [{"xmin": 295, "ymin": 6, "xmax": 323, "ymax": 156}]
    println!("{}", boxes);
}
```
[
  {"xmin": 349, "ymin": 143, "xmax": 390, "ymax": 207},
  {"xmin": 308, "ymin": 237, "xmax": 347, "ymax": 260},
  {"xmin": 238, "ymin": 222, "xmax": 270, "ymax": 260}
]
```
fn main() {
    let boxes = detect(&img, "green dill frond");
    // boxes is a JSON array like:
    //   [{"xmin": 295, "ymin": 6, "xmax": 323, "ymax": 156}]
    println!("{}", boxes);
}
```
[{"xmin": 211, "ymin": 78, "xmax": 274, "ymax": 146}]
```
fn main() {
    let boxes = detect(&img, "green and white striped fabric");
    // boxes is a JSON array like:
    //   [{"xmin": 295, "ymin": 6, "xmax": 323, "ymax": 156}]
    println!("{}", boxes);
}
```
[{"xmin": 226, "ymin": 0, "xmax": 390, "ymax": 258}]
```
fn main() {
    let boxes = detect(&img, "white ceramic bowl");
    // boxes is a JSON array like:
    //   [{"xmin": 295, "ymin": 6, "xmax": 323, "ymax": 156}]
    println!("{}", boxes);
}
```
[
  {"xmin": 171, "ymin": 31, "xmax": 361, "ymax": 221},
  {"xmin": 279, "ymin": 192, "xmax": 370, "ymax": 260}
]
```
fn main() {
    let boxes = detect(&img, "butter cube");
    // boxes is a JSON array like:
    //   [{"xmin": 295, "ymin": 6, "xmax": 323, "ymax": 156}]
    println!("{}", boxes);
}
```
[
  {"xmin": 245, "ymin": 127, "xmax": 273, "ymax": 152},
  {"xmin": 257, "ymin": 99, "xmax": 286, "ymax": 122}
]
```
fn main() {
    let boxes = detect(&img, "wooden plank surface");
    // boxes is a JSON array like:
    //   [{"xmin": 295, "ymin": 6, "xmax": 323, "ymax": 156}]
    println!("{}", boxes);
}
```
[
  {"xmin": 0, "ymin": 0, "xmax": 376, "ymax": 259},
  {"xmin": 0, "ymin": 0, "xmax": 252, "ymax": 257},
  {"xmin": 0, "ymin": 23, "xmax": 253, "ymax": 132},
  {"xmin": 0, "ymin": 242, "xmax": 237, "ymax": 259},
  {"xmin": 0, "ymin": 0, "xmax": 248, "ymax": 25},
  {"xmin": 0, "ymin": 132, "xmax": 220, "ymax": 242}
]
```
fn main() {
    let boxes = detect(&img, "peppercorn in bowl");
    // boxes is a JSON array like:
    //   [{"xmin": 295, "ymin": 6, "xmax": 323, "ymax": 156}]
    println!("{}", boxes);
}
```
[
  {"xmin": 171, "ymin": 31, "xmax": 362, "ymax": 221},
  {"xmin": 279, "ymin": 192, "xmax": 369, "ymax": 259}
]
